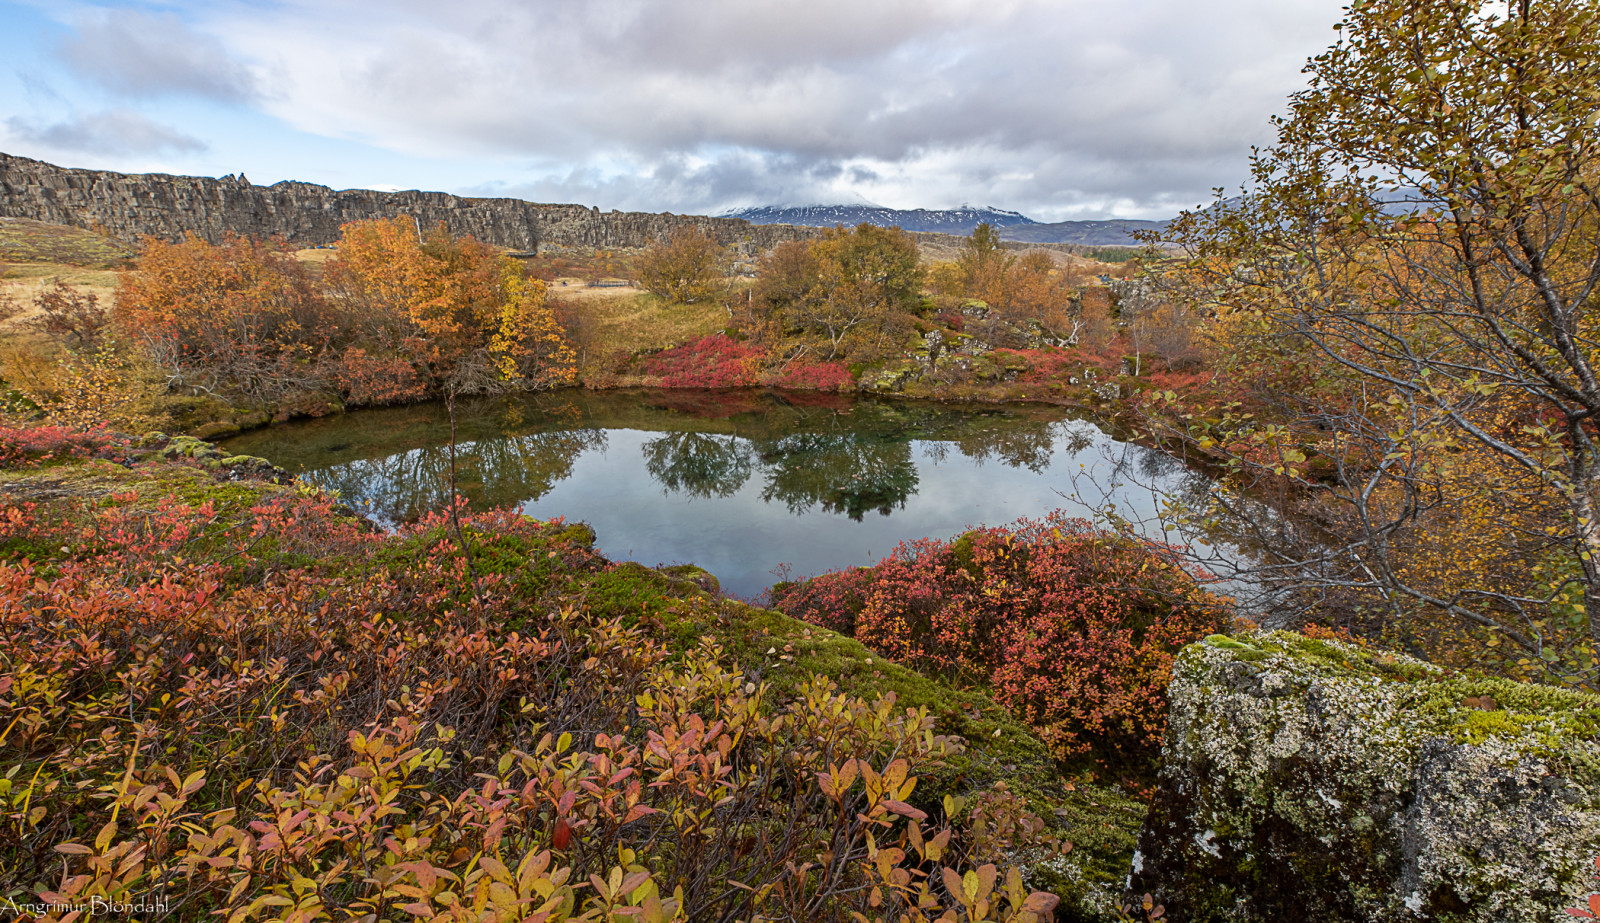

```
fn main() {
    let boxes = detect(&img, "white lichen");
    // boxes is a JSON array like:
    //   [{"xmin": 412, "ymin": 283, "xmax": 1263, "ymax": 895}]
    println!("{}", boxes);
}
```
[{"xmin": 1140, "ymin": 631, "xmax": 1600, "ymax": 923}]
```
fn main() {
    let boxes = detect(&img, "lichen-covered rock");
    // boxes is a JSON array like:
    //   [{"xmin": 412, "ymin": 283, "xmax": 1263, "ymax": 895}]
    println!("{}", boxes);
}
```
[
  {"xmin": 862, "ymin": 365, "xmax": 916, "ymax": 393},
  {"xmin": 1131, "ymin": 631, "xmax": 1600, "ymax": 922},
  {"xmin": 135, "ymin": 432, "xmax": 292, "ymax": 483}
]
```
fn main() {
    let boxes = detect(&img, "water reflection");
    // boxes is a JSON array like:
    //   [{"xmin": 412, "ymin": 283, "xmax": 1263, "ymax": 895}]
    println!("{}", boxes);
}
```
[
  {"xmin": 223, "ymin": 389, "xmax": 1214, "ymax": 597},
  {"xmin": 757, "ymin": 434, "xmax": 917, "ymax": 520},
  {"xmin": 642, "ymin": 432, "xmax": 753, "ymax": 500},
  {"xmin": 308, "ymin": 429, "xmax": 607, "ymax": 521}
]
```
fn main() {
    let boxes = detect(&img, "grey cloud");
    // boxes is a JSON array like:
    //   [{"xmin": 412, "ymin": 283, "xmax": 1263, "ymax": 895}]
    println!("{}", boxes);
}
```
[
  {"xmin": 6, "ymin": 110, "xmax": 208, "ymax": 156},
  {"xmin": 232, "ymin": 0, "xmax": 1347, "ymax": 216},
  {"xmin": 59, "ymin": 10, "xmax": 258, "ymax": 102}
]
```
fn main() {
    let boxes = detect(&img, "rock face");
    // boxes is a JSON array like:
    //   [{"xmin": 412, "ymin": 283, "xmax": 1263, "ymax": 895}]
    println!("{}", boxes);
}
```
[
  {"xmin": 1131, "ymin": 631, "xmax": 1600, "ymax": 922},
  {"xmin": 0, "ymin": 152, "xmax": 822, "ymax": 254}
]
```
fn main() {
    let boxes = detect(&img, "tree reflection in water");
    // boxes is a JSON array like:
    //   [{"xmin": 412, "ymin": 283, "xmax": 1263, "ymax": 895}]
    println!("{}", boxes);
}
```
[
  {"xmin": 642, "ymin": 432, "xmax": 754, "ymax": 499},
  {"xmin": 228, "ymin": 390, "xmax": 1121, "ymax": 524},
  {"xmin": 316, "ymin": 429, "xmax": 606, "ymax": 523},
  {"xmin": 755, "ymin": 433, "xmax": 918, "ymax": 521}
]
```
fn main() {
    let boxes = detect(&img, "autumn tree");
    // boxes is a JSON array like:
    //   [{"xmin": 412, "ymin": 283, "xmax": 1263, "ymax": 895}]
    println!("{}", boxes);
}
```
[
  {"xmin": 751, "ymin": 224, "xmax": 922, "ymax": 363},
  {"xmin": 115, "ymin": 234, "xmax": 332, "ymax": 404},
  {"xmin": 329, "ymin": 216, "xmax": 575, "ymax": 399},
  {"xmin": 637, "ymin": 227, "xmax": 728, "ymax": 305},
  {"xmin": 958, "ymin": 222, "xmax": 1014, "ymax": 307},
  {"xmin": 1001, "ymin": 251, "xmax": 1079, "ymax": 342},
  {"xmin": 330, "ymin": 216, "xmax": 576, "ymax": 596},
  {"xmin": 1154, "ymin": 0, "xmax": 1600, "ymax": 684}
]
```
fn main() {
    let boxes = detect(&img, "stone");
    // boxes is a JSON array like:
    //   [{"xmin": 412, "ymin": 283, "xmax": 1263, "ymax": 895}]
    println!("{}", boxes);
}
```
[
  {"xmin": 191, "ymin": 420, "xmax": 241, "ymax": 439},
  {"xmin": 1130, "ymin": 631, "xmax": 1600, "ymax": 922},
  {"xmin": 0, "ymin": 152, "xmax": 825, "ymax": 254}
]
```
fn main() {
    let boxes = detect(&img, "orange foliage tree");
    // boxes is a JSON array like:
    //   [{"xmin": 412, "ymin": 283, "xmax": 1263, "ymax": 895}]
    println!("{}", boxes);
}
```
[
  {"xmin": 114, "ymin": 234, "xmax": 332, "ymax": 404},
  {"xmin": 329, "ymin": 216, "xmax": 575, "ymax": 399},
  {"xmin": 1150, "ymin": 0, "xmax": 1600, "ymax": 685},
  {"xmin": 112, "ymin": 220, "xmax": 574, "ymax": 413}
]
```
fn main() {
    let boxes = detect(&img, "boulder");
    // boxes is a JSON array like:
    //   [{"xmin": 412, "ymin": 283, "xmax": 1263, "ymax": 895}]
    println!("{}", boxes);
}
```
[{"xmin": 1131, "ymin": 631, "xmax": 1600, "ymax": 922}]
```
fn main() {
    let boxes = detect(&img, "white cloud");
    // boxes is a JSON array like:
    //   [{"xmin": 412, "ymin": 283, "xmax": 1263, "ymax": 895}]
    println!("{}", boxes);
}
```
[
  {"xmin": 35, "ymin": 0, "xmax": 1348, "ymax": 217},
  {"xmin": 5, "ymin": 109, "xmax": 207, "ymax": 156}
]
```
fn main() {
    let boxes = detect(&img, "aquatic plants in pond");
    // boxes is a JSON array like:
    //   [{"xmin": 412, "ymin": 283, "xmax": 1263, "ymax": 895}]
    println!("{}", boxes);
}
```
[{"xmin": 773, "ymin": 512, "xmax": 1232, "ymax": 765}]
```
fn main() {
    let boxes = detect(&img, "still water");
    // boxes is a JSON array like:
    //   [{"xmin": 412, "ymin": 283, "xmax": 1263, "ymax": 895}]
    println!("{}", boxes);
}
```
[{"xmin": 223, "ymin": 389, "xmax": 1208, "ymax": 598}]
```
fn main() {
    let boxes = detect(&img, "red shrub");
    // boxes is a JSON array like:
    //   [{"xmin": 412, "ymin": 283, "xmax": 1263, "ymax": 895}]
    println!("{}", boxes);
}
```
[
  {"xmin": 330, "ymin": 346, "xmax": 426, "ymax": 406},
  {"xmin": 767, "ymin": 360, "xmax": 854, "ymax": 391},
  {"xmin": 638, "ymin": 334, "xmax": 764, "ymax": 388},
  {"xmin": 774, "ymin": 513, "xmax": 1230, "ymax": 763},
  {"xmin": 769, "ymin": 567, "xmax": 875, "ymax": 635},
  {"xmin": 0, "ymin": 424, "xmax": 124, "ymax": 467}
]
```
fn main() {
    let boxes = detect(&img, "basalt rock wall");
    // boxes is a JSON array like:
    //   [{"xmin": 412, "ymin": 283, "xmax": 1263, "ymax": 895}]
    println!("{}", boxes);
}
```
[{"xmin": 0, "ymin": 152, "xmax": 823, "ymax": 254}]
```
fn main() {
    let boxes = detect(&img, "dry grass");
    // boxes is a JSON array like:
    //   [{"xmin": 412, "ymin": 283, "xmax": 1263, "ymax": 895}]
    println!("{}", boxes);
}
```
[
  {"xmin": 553, "ymin": 289, "xmax": 728, "ymax": 375},
  {"xmin": 0, "ymin": 216, "xmax": 134, "ymax": 269}
]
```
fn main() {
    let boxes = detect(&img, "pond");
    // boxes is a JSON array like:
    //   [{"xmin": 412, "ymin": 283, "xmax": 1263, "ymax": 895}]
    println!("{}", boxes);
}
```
[{"xmin": 222, "ymin": 389, "xmax": 1211, "ymax": 599}]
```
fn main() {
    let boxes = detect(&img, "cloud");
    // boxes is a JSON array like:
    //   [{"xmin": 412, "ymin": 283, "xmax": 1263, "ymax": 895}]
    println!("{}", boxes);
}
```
[
  {"xmin": 6, "ymin": 109, "xmax": 208, "ymax": 156},
  {"xmin": 213, "ymin": 0, "xmax": 1346, "ymax": 217},
  {"xmin": 58, "ymin": 9, "xmax": 258, "ymax": 102},
  {"xmin": 17, "ymin": 0, "xmax": 1349, "ymax": 217}
]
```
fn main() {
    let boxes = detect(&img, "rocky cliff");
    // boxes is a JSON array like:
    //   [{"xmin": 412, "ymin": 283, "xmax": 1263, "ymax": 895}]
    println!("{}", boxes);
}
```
[
  {"xmin": 0, "ymin": 152, "xmax": 821, "ymax": 254},
  {"xmin": 1132, "ymin": 631, "xmax": 1600, "ymax": 922}
]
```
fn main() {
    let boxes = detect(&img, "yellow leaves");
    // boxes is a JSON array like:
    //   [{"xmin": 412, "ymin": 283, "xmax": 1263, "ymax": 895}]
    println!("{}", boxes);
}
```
[{"xmin": 331, "ymin": 217, "xmax": 575, "ymax": 394}]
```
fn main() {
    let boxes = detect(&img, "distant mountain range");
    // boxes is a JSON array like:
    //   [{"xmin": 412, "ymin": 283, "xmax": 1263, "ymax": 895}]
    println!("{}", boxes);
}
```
[
  {"xmin": 725, "ymin": 204, "xmax": 1036, "ymax": 234},
  {"xmin": 723, "ymin": 204, "xmax": 1167, "ymax": 247}
]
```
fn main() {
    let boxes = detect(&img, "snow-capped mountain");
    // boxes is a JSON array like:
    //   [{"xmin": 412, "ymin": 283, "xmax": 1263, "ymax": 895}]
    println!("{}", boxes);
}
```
[
  {"xmin": 723, "ymin": 203, "xmax": 1168, "ymax": 246},
  {"xmin": 999, "ymin": 219, "xmax": 1167, "ymax": 247},
  {"xmin": 722, "ymin": 204, "xmax": 1038, "ymax": 235}
]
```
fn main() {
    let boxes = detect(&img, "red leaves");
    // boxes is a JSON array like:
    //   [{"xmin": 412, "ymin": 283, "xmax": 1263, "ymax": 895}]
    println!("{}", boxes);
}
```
[
  {"xmin": 775, "ymin": 512, "xmax": 1230, "ymax": 762},
  {"xmin": 766, "ymin": 360, "xmax": 853, "ymax": 391},
  {"xmin": 636, "ymin": 334, "xmax": 764, "ymax": 389},
  {"xmin": 0, "ymin": 424, "xmax": 123, "ymax": 468}
]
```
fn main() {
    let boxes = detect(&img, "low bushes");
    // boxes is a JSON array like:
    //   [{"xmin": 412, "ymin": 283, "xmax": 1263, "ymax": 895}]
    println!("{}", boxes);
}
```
[
  {"xmin": 0, "ymin": 448, "xmax": 1065, "ymax": 922},
  {"xmin": 773, "ymin": 513, "xmax": 1230, "ymax": 765},
  {"xmin": 635, "ymin": 333, "xmax": 762, "ymax": 388}
]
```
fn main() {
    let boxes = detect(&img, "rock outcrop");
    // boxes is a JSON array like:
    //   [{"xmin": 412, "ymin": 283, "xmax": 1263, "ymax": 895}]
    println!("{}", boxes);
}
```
[
  {"xmin": 0, "ymin": 152, "xmax": 822, "ymax": 254},
  {"xmin": 1131, "ymin": 631, "xmax": 1600, "ymax": 922}
]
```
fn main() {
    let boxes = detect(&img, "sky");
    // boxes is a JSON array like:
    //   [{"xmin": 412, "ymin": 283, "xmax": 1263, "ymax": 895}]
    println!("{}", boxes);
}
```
[{"xmin": 0, "ymin": 0, "xmax": 1349, "ymax": 221}]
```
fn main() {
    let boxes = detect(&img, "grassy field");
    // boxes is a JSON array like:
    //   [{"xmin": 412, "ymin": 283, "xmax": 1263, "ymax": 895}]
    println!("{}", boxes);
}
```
[
  {"xmin": 0, "ymin": 217, "xmax": 131, "ymax": 323},
  {"xmin": 553, "ymin": 287, "xmax": 731, "ymax": 376},
  {"xmin": 0, "ymin": 216, "xmax": 134, "ymax": 269}
]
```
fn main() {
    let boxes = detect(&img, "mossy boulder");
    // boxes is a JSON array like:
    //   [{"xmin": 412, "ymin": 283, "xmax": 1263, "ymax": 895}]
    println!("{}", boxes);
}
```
[
  {"xmin": 1131, "ymin": 631, "xmax": 1600, "ymax": 922},
  {"xmin": 135, "ymin": 432, "xmax": 291, "ymax": 483}
]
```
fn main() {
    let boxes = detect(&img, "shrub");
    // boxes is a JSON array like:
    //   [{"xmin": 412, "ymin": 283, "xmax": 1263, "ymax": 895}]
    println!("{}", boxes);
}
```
[
  {"xmin": 766, "ymin": 359, "xmax": 854, "ymax": 391},
  {"xmin": 115, "ymin": 233, "xmax": 333, "ymax": 404},
  {"xmin": 774, "ymin": 513, "xmax": 1230, "ymax": 764},
  {"xmin": 637, "ymin": 333, "xmax": 763, "ymax": 388},
  {"xmin": 770, "ymin": 566, "xmax": 876, "ymax": 635},
  {"xmin": 0, "ymin": 423, "xmax": 123, "ymax": 467},
  {"xmin": 0, "ymin": 446, "xmax": 1062, "ymax": 922}
]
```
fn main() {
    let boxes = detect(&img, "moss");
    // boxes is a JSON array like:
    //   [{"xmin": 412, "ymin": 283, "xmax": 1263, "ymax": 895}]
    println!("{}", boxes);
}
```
[
  {"xmin": 1137, "ymin": 629, "xmax": 1600, "ymax": 922},
  {"xmin": 192, "ymin": 421, "xmax": 242, "ymax": 440}
]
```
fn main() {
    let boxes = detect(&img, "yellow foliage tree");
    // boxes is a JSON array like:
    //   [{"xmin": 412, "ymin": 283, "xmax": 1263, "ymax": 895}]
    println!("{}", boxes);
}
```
[{"xmin": 330, "ymin": 216, "xmax": 575, "ymax": 398}]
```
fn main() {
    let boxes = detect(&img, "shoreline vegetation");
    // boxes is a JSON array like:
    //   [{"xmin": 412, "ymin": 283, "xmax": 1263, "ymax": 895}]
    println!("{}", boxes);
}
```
[{"xmin": 8, "ymin": 0, "xmax": 1600, "ymax": 912}]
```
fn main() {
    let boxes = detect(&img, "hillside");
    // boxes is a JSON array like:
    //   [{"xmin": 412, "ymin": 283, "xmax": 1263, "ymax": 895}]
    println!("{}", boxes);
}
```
[{"xmin": 0, "ymin": 152, "xmax": 823, "ymax": 255}]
